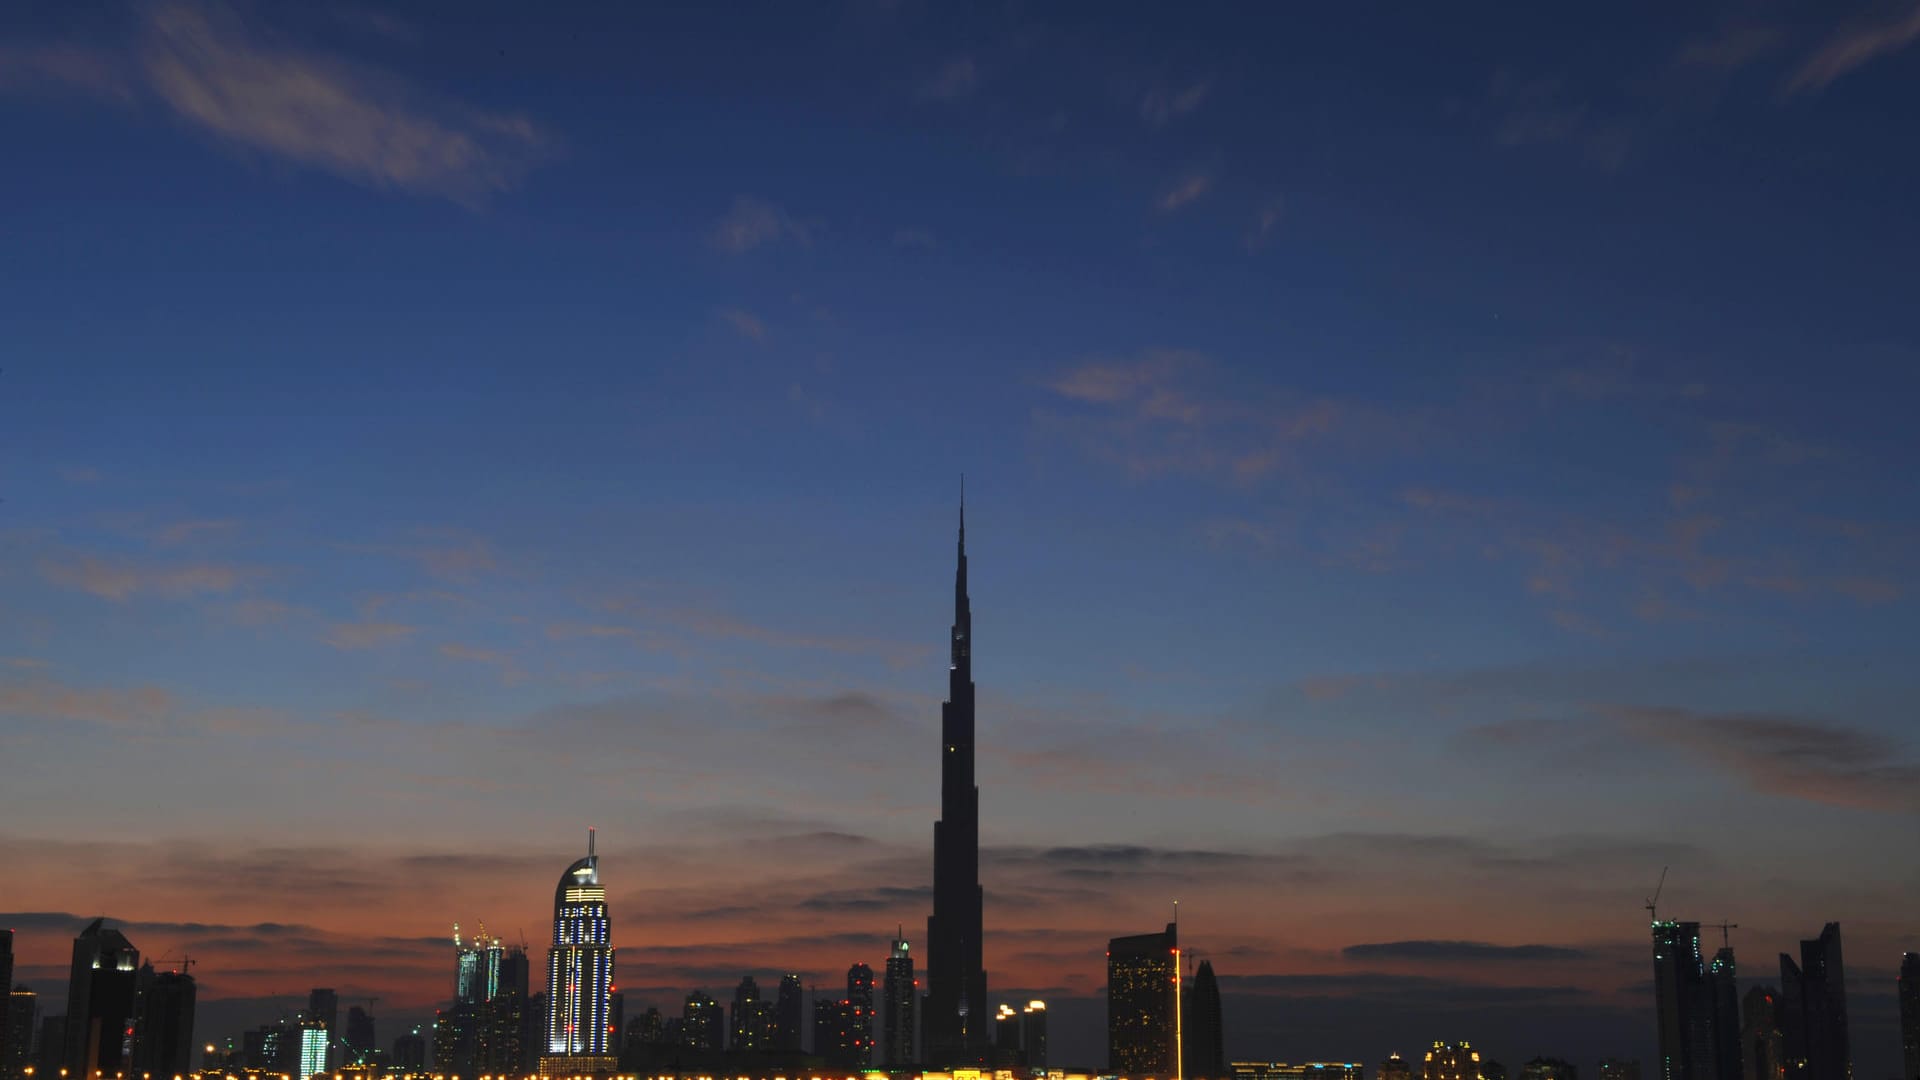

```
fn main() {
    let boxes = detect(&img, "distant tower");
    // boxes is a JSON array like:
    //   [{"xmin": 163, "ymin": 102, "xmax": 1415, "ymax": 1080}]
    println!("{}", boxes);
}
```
[
  {"xmin": 883, "ymin": 934, "xmax": 916, "ymax": 1066},
  {"xmin": 1381, "ymin": 1055, "xmax": 1414, "ymax": 1080},
  {"xmin": 1425, "ymin": 1042, "xmax": 1484, "ymax": 1080},
  {"xmin": 847, "ymin": 963, "xmax": 876, "ymax": 1067},
  {"xmin": 1707, "ymin": 948, "xmax": 1741, "ymax": 1080},
  {"xmin": 774, "ymin": 976, "xmax": 805, "ymax": 1054},
  {"xmin": 926, "ymin": 491, "xmax": 988, "ymax": 1066},
  {"xmin": 0, "ymin": 931, "xmax": 11, "ymax": 1078},
  {"xmin": 1021, "ymin": 1002, "xmax": 1047, "ymax": 1070},
  {"xmin": 64, "ymin": 918, "xmax": 141, "ymax": 1076},
  {"xmin": 345, "ymin": 1007, "xmax": 377, "ymax": 1062},
  {"xmin": 1107, "ymin": 923, "xmax": 1178, "ymax": 1075},
  {"xmin": 1522, "ymin": 1059, "xmax": 1578, "ymax": 1080},
  {"xmin": 1653, "ymin": 921, "xmax": 1721, "ymax": 1080},
  {"xmin": 681, "ymin": 992, "xmax": 723, "ymax": 1052},
  {"xmin": 132, "ymin": 964, "xmax": 197, "ymax": 1079},
  {"xmin": 546, "ymin": 830, "xmax": 614, "ymax": 1057},
  {"xmin": 1900, "ymin": 953, "xmax": 1919, "ymax": 1080},
  {"xmin": 1184, "ymin": 959, "xmax": 1226, "ymax": 1080},
  {"xmin": 731, "ymin": 977, "xmax": 773, "ymax": 1053},
  {"xmin": 1741, "ymin": 987, "xmax": 1784, "ymax": 1080},
  {"xmin": 1780, "ymin": 923, "xmax": 1850, "ymax": 1080},
  {"xmin": 6, "ymin": 985, "xmax": 39, "ymax": 1080}
]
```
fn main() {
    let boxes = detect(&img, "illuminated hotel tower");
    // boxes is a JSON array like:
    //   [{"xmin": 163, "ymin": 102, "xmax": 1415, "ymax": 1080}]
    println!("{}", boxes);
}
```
[
  {"xmin": 546, "ymin": 829, "xmax": 614, "ymax": 1056},
  {"xmin": 925, "ymin": 492, "xmax": 987, "ymax": 1065}
]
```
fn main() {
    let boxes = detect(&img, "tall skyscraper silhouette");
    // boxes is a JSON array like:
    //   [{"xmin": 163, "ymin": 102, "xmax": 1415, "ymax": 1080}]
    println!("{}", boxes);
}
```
[
  {"xmin": 5, "ymin": 986, "xmax": 37, "ymax": 1080},
  {"xmin": 1021, "ymin": 1002, "xmax": 1047, "ymax": 1070},
  {"xmin": 730, "ymin": 977, "xmax": 772, "ymax": 1053},
  {"xmin": 847, "ymin": 963, "xmax": 876, "ymax": 1067},
  {"xmin": 546, "ymin": 830, "xmax": 614, "ymax": 1058},
  {"xmin": 1108, "ymin": 923, "xmax": 1178, "ymax": 1075},
  {"xmin": 64, "ymin": 918, "xmax": 140, "ymax": 1077},
  {"xmin": 1654, "ymin": 921, "xmax": 1731, "ymax": 1080},
  {"xmin": 1742, "ymin": 986, "xmax": 1784, "ymax": 1080},
  {"xmin": 926, "ymin": 494, "xmax": 986, "ymax": 1066},
  {"xmin": 1780, "ymin": 924, "xmax": 1850, "ymax": 1080},
  {"xmin": 130, "ymin": 963, "xmax": 196, "ymax": 1079},
  {"xmin": 1184, "ymin": 959, "xmax": 1226, "ymax": 1080},
  {"xmin": 774, "ymin": 975, "xmax": 804, "ymax": 1054},
  {"xmin": 1709, "ymin": 947, "xmax": 1743, "ymax": 1080},
  {"xmin": 1900, "ymin": 953, "xmax": 1919, "ymax": 1080},
  {"xmin": 0, "ymin": 931, "xmax": 11, "ymax": 1079},
  {"xmin": 883, "ymin": 934, "xmax": 916, "ymax": 1067},
  {"xmin": 681, "ymin": 992, "xmax": 722, "ymax": 1052}
]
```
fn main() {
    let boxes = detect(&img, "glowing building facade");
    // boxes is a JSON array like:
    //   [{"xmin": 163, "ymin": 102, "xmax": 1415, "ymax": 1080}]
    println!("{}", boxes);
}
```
[
  {"xmin": 1108, "ymin": 923, "xmax": 1178, "ymax": 1076},
  {"xmin": 545, "ymin": 831, "xmax": 614, "ymax": 1057},
  {"xmin": 1424, "ymin": 1042, "xmax": 1483, "ymax": 1080}
]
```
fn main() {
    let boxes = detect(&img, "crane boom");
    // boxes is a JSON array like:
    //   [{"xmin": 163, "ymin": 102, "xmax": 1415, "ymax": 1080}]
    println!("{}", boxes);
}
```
[{"xmin": 1644, "ymin": 866, "xmax": 1669, "ymax": 924}]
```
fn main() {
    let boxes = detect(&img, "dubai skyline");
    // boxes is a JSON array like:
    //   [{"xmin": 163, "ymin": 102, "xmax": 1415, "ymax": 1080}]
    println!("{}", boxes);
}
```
[{"xmin": 2, "ymin": 1, "xmax": 1918, "ymax": 1079}]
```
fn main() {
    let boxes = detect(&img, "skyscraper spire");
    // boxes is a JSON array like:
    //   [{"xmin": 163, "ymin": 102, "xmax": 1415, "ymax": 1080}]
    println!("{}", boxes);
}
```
[{"xmin": 928, "ymin": 486, "xmax": 986, "ymax": 1066}]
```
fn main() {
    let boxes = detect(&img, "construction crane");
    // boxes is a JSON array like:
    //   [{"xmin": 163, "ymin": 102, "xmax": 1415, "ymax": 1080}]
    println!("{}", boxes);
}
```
[
  {"xmin": 1644, "ymin": 866, "xmax": 1669, "ymax": 924},
  {"xmin": 1706, "ymin": 922, "xmax": 1739, "ymax": 949}
]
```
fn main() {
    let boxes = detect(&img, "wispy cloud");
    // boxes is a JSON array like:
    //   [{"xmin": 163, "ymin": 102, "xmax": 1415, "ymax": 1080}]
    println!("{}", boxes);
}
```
[
  {"xmin": 1788, "ymin": 2, "xmax": 1920, "ymax": 92},
  {"xmin": 1140, "ymin": 81, "xmax": 1210, "ymax": 127},
  {"xmin": 1610, "ymin": 705, "xmax": 1920, "ymax": 814},
  {"xmin": 1490, "ymin": 74, "xmax": 1632, "ymax": 172},
  {"xmin": 39, "ymin": 555, "xmax": 245, "ymax": 601},
  {"xmin": 1244, "ymin": 197, "xmax": 1283, "ymax": 251},
  {"xmin": 1158, "ymin": 172, "xmax": 1213, "ymax": 212},
  {"xmin": 324, "ymin": 621, "xmax": 419, "ymax": 650},
  {"xmin": 0, "ymin": 3, "xmax": 550, "ymax": 206},
  {"xmin": 710, "ymin": 196, "xmax": 818, "ymax": 253},
  {"xmin": 891, "ymin": 227, "xmax": 938, "ymax": 250},
  {"xmin": 717, "ymin": 307, "xmax": 766, "ymax": 342},
  {"xmin": 917, "ymin": 55, "xmax": 978, "ymax": 102}
]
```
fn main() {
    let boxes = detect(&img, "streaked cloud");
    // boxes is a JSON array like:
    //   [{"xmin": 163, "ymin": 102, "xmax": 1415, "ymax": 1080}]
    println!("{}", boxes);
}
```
[
  {"xmin": 710, "ymin": 196, "xmax": 818, "ymax": 253},
  {"xmin": 1789, "ymin": 3, "xmax": 1920, "ymax": 92},
  {"xmin": 1342, "ymin": 939, "xmax": 1587, "ymax": 962},
  {"xmin": 324, "ymin": 620, "xmax": 419, "ymax": 650},
  {"xmin": 1158, "ymin": 171, "xmax": 1213, "ymax": 211},
  {"xmin": 717, "ymin": 307, "xmax": 766, "ymax": 342},
  {"xmin": 1610, "ymin": 705, "xmax": 1920, "ymax": 814},
  {"xmin": 39, "ymin": 555, "xmax": 245, "ymax": 601},
  {"xmin": 1140, "ymin": 81, "xmax": 1210, "ymax": 127},
  {"xmin": 917, "ymin": 55, "xmax": 978, "ymax": 102}
]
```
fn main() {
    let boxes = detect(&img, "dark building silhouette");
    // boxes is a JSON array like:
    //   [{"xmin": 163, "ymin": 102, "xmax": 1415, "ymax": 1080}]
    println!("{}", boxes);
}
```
[
  {"xmin": 130, "ymin": 964, "xmax": 196, "ymax": 1079},
  {"xmin": 1381, "ymin": 1053, "xmax": 1414, "ymax": 1080},
  {"xmin": 730, "ymin": 977, "xmax": 773, "ymax": 1053},
  {"xmin": 392, "ymin": 1027, "xmax": 427, "ymax": 1071},
  {"xmin": 993, "ymin": 1005, "xmax": 1020, "ymax": 1062},
  {"xmin": 1780, "ymin": 924, "xmax": 1850, "ymax": 1080},
  {"xmin": 883, "ymin": 936, "xmax": 915, "ymax": 1067},
  {"xmin": 1710, "ymin": 947, "xmax": 1744, "ymax": 1080},
  {"xmin": 484, "ymin": 946, "xmax": 530, "ymax": 1072},
  {"xmin": 926, "ymin": 497, "xmax": 987, "ymax": 1066},
  {"xmin": 0, "ymin": 932, "xmax": 10, "ymax": 1079},
  {"xmin": 1900, "ymin": 953, "xmax": 1919, "ymax": 1080},
  {"xmin": 681, "ymin": 992, "xmax": 723, "ymax": 1052},
  {"xmin": 36, "ymin": 1016, "xmax": 66, "ymax": 1076},
  {"xmin": 64, "ymin": 918, "xmax": 140, "ymax": 1077},
  {"xmin": 1108, "ymin": 923, "xmax": 1178, "ymax": 1075},
  {"xmin": 546, "ymin": 831, "xmax": 614, "ymax": 1059},
  {"xmin": 308, "ymin": 989, "xmax": 337, "ymax": 1041},
  {"xmin": 632, "ymin": 1008, "xmax": 664, "ymax": 1049},
  {"xmin": 1021, "ymin": 1002, "xmax": 1047, "ymax": 1070},
  {"xmin": 1743, "ymin": 986, "xmax": 1784, "ymax": 1080},
  {"xmin": 344, "ymin": 1006, "xmax": 376, "ymax": 1064},
  {"xmin": 6, "ymin": 985, "xmax": 36, "ymax": 1080},
  {"xmin": 1654, "ymin": 921, "xmax": 1727, "ymax": 1080},
  {"xmin": 1599, "ymin": 1062, "xmax": 1642, "ymax": 1080},
  {"xmin": 1184, "ymin": 959, "xmax": 1227, "ymax": 1080},
  {"xmin": 1523, "ymin": 1059, "xmax": 1578, "ymax": 1080},
  {"xmin": 774, "ymin": 976, "xmax": 804, "ymax": 1054},
  {"xmin": 1425, "ymin": 1042, "xmax": 1484, "ymax": 1080},
  {"xmin": 1485, "ymin": 1060, "xmax": 1509, "ymax": 1080},
  {"xmin": 847, "ymin": 963, "xmax": 875, "ymax": 1067}
]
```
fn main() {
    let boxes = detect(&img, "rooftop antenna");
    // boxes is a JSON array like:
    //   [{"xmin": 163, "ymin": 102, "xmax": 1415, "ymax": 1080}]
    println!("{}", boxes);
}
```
[
  {"xmin": 588, "ymin": 825, "xmax": 596, "ymax": 857},
  {"xmin": 1708, "ymin": 921, "xmax": 1740, "ymax": 950},
  {"xmin": 1644, "ymin": 866, "xmax": 1669, "ymax": 925}
]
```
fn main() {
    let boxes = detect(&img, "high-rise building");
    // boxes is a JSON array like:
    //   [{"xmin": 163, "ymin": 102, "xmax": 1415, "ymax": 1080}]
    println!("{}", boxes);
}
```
[
  {"xmin": 883, "ymin": 936, "xmax": 915, "ymax": 1066},
  {"xmin": 392, "ymin": 1027, "xmax": 427, "ymax": 1071},
  {"xmin": 1900, "ymin": 953, "xmax": 1919, "ymax": 1080},
  {"xmin": 1185, "ymin": 959, "xmax": 1227, "ymax": 1080},
  {"xmin": 64, "ymin": 918, "xmax": 140, "ymax": 1077},
  {"xmin": 1424, "ymin": 1042, "xmax": 1483, "ymax": 1080},
  {"xmin": 814, "ymin": 998, "xmax": 860, "ymax": 1069},
  {"xmin": 731, "ymin": 977, "xmax": 774, "ymax": 1053},
  {"xmin": 1709, "ymin": 948, "xmax": 1743, "ymax": 1080},
  {"xmin": 298, "ymin": 1019, "xmax": 327, "ymax": 1080},
  {"xmin": 632, "ymin": 1008, "xmax": 664, "ymax": 1049},
  {"xmin": 546, "ymin": 831, "xmax": 614, "ymax": 1057},
  {"xmin": 774, "ymin": 976, "xmax": 804, "ymax": 1054},
  {"xmin": 1381, "ymin": 1054, "xmax": 1414, "ymax": 1080},
  {"xmin": 1599, "ymin": 1062, "xmax": 1641, "ymax": 1080},
  {"xmin": 483, "ymin": 946, "xmax": 530, "ymax": 1072},
  {"xmin": 681, "ymin": 992, "xmax": 723, "ymax": 1052},
  {"xmin": 1108, "ymin": 923, "xmax": 1178, "ymax": 1075},
  {"xmin": 1780, "ymin": 924, "xmax": 1850, "ymax": 1080},
  {"xmin": 5, "ymin": 986, "xmax": 37, "ymax": 1080},
  {"xmin": 0, "ymin": 932, "xmax": 11, "ymax": 1080},
  {"xmin": 1523, "ymin": 1059, "xmax": 1578, "ymax": 1080},
  {"xmin": 994, "ymin": 1005, "xmax": 1020, "ymax": 1061},
  {"xmin": 1021, "ymin": 1002, "xmax": 1047, "ymax": 1070},
  {"xmin": 926, "ymin": 496, "xmax": 987, "ymax": 1067},
  {"xmin": 1742, "ymin": 987, "xmax": 1784, "ymax": 1080},
  {"xmin": 847, "ymin": 964, "xmax": 876, "ymax": 1067},
  {"xmin": 345, "ymin": 1007, "xmax": 376, "ymax": 1064},
  {"xmin": 130, "ymin": 964, "xmax": 196, "ymax": 1080},
  {"xmin": 36, "ymin": 1016, "xmax": 66, "ymax": 1076},
  {"xmin": 1654, "ymin": 921, "xmax": 1723, "ymax": 1080}
]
